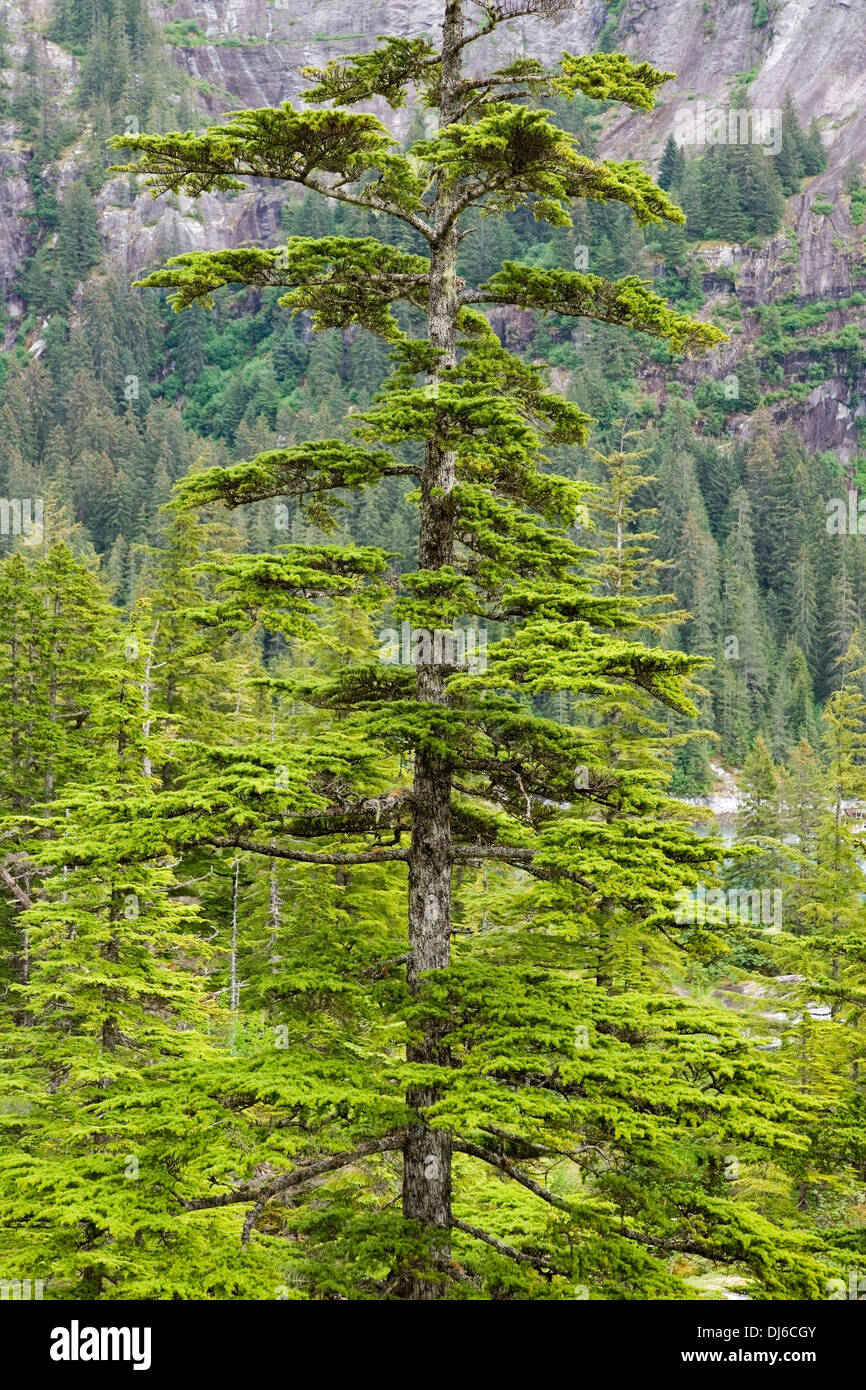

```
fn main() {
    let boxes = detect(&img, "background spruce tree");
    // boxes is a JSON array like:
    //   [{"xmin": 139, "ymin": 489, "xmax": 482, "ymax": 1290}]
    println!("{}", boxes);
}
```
[{"xmin": 657, "ymin": 132, "xmax": 684, "ymax": 192}]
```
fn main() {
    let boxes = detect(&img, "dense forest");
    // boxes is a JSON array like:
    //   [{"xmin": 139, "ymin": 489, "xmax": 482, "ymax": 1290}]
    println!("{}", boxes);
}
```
[{"xmin": 2, "ymin": 0, "xmax": 866, "ymax": 1305}]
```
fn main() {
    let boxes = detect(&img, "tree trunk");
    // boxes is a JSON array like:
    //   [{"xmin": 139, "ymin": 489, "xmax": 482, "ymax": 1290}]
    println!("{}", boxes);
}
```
[{"xmin": 401, "ymin": 0, "xmax": 463, "ymax": 1299}]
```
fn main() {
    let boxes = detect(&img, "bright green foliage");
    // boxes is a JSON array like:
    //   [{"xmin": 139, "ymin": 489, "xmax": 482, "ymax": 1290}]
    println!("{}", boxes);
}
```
[
  {"xmin": 0, "ymin": 1, "xmax": 855, "ymax": 1303},
  {"xmin": 477, "ymin": 263, "xmax": 723, "ymax": 352}
]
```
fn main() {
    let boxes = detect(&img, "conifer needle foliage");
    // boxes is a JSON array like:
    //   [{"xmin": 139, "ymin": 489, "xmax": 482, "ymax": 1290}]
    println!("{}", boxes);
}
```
[{"xmin": 0, "ymin": 1, "xmax": 849, "ymax": 1302}]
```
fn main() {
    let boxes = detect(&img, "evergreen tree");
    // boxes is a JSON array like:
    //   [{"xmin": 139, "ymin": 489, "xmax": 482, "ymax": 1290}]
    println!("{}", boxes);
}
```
[
  {"xmin": 769, "ymin": 643, "xmax": 819, "ymax": 758},
  {"xmin": 801, "ymin": 118, "xmax": 827, "ymax": 178},
  {"xmin": 740, "ymin": 733, "xmax": 781, "ymax": 840},
  {"xmin": 783, "ymin": 544, "xmax": 818, "ymax": 668},
  {"xmin": 169, "ymin": 299, "xmax": 209, "ymax": 386},
  {"xmin": 99, "ymin": 3, "xmax": 836, "ymax": 1300},
  {"xmin": 775, "ymin": 91, "xmax": 807, "ymax": 196},
  {"xmin": 678, "ymin": 157, "xmax": 705, "ymax": 238},
  {"xmin": 57, "ymin": 179, "xmax": 102, "ymax": 286},
  {"xmin": 717, "ymin": 490, "xmax": 770, "ymax": 756},
  {"xmin": 738, "ymin": 142, "xmax": 786, "ymax": 236},
  {"xmin": 657, "ymin": 132, "xmax": 684, "ymax": 192},
  {"xmin": 0, "ymin": 616, "xmax": 223, "ymax": 1298},
  {"xmin": 715, "ymin": 171, "xmax": 748, "ymax": 243},
  {"xmin": 735, "ymin": 353, "xmax": 761, "ymax": 413}
]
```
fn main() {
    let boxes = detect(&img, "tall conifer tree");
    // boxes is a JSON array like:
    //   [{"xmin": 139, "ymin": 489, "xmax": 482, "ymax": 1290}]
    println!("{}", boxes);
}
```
[{"xmin": 94, "ymin": 1, "xmax": 835, "ymax": 1298}]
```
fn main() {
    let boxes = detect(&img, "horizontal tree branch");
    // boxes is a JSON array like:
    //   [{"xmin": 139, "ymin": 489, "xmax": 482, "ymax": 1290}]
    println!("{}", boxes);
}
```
[
  {"xmin": 357, "ymin": 953, "xmax": 410, "ymax": 980},
  {"xmin": 303, "ymin": 174, "xmax": 432, "ymax": 240},
  {"xmin": 452, "ymin": 1137, "xmax": 571, "ymax": 1213},
  {"xmin": 205, "ymin": 836, "xmax": 593, "ymax": 887},
  {"xmin": 451, "ymin": 1217, "xmax": 560, "ymax": 1277},
  {"xmin": 181, "ymin": 1132, "xmax": 408, "ymax": 1213},
  {"xmin": 620, "ymin": 1225, "xmax": 732, "ymax": 1263},
  {"xmin": 283, "ymin": 791, "xmax": 413, "ymax": 837},
  {"xmin": 0, "ymin": 863, "xmax": 34, "ymax": 911},
  {"xmin": 454, "ymin": 1140, "xmax": 718, "ymax": 1263},
  {"xmin": 478, "ymin": 1124, "xmax": 611, "ymax": 1168},
  {"xmin": 204, "ymin": 463, "xmax": 421, "ymax": 506},
  {"xmin": 241, "ymin": 1199, "xmax": 266, "ymax": 1246},
  {"xmin": 207, "ymin": 837, "xmax": 410, "ymax": 865},
  {"xmin": 452, "ymin": 844, "xmax": 595, "ymax": 891}
]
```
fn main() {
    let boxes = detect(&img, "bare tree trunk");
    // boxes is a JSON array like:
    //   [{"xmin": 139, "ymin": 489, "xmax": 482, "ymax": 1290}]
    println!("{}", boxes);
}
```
[
  {"xmin": 141, "ymin": 620, "xmax": 160, "ymax": 779},
  {"xmin": 268, "ymin": 860, "xmax": 281, "ymax": 939},
  {"xmin": 267, "ymin": 704, "xmax": 281, "ymax": 966},
  {"xmin": 45, "ymin": 591, "xmax": 61, "ymax": 804},
  {"xmin": 401, "ymin": 0, "xmax": 463, "ymax": 1300},
  {"xmin": 229, "ymin": 857, "xmax": 241, "ymax": 1052}
]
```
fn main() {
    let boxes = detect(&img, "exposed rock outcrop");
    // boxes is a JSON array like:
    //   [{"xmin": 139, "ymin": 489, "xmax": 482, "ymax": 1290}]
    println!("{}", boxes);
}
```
[{"xmin": 3, "ymin": 0, "xmax": 866, "ymax": 456}]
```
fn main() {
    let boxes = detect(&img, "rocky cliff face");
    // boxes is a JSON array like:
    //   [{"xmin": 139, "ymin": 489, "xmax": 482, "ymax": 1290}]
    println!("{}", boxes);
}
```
[
  {"xmin": 3, "ymin": 0, "xmax": 866, "ymax": 450},
  {"xmin": 148, "ymin": 0, "xmax": 866, "ymax": 190}
]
